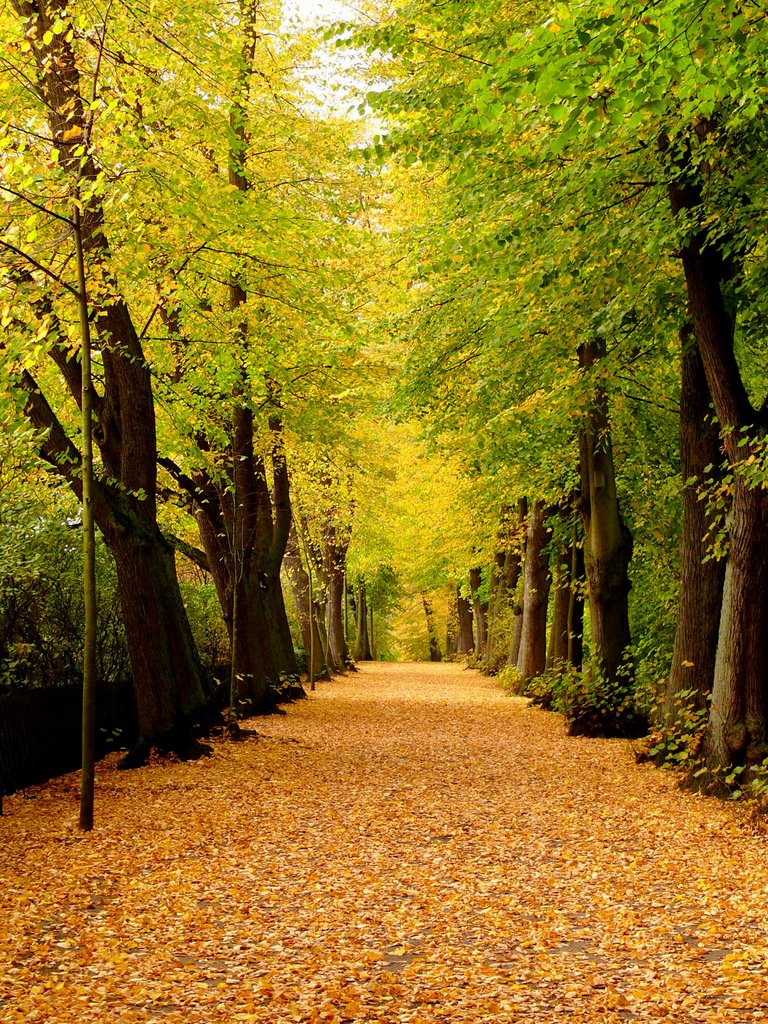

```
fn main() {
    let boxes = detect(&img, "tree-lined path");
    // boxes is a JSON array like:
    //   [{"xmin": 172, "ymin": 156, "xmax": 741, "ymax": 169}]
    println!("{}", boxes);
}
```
[{"xmin": 2, "ymin": 663, "xmax": 768, "ymax": 1023}]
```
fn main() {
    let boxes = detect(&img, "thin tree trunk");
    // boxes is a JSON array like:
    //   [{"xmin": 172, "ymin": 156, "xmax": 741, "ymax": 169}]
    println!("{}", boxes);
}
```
[
  {"xmin": 354, "ymin": 580, "xmax": 373, "ymax": 661},
  {"xmin": 446, "ymin": 597, "xmax": 459, "ymax": 658},
  {"xmin": 456, "ymin": 587, "xmax": 475, "ymax": 655},
  {"xmin": 325, "ymin": 523, "xmax": 351, "ymax": 671},
  {"xmin": 546, "ymin": 566, "xmax": 571, "ymax": 671},
  {"xmin": 284, "ymin": 524, "xmax": 331, "ymax": 681},
  {"xmin": 75, "ymin": 205, "xmax": 96, "ymax": 831},
  {"xmin": 567, "ymin": 539, "xmax": 585, "ymax": 670},
  {"xmin": 469, "ymin": 568, "xmax": 488, "ymax": 657},
  {"xmin": 516, "ymin": 500, "xmax": 551, "ymax": 683},
  {"xmin": 422, "ymin": 593, "xmax": 442, "ymax": 662},
  {"xmin": 508, "ymin": 499, "xmax": 528, "ymax": 669}
]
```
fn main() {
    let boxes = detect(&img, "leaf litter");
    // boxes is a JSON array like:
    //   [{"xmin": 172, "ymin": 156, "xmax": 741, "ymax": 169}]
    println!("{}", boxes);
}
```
[{"xmin": 2, "ymin": 661, "xmax": 768, "ymax": 1024}]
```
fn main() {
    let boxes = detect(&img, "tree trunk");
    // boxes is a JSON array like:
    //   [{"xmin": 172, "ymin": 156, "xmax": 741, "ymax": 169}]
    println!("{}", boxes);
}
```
[
  {"xmin": 567, "ymin": 539, "xmax": 585, "ymax": 670},
  {"xmin": 507, "ymin": 499, "xmax": 528, "ymax": 670},
  {"xmin": 469, "ymin": 568, "xmax": 488, "ymax": 656},
  {"xmin": 487, "ymin": 545, "xmax": 522, "ymax": 673},
  {"xmin": 703, "ymin": 481, "xmax": 768, "ymax": 774},
  {"xmin": 516, "ymin": 500, "xmax": 551, "ymax": 683},
  {"xmin": 325, "ymin": 523, "xmax": 351, "ymax": 671},
  {"xmin": 422, "ymin": 593, "xmax": 443, "ymax": 662},
  {"xmin": 667, "ymin": 170, "xmax": 768, "ymax": 777},
  {"xmin": 456, "ymin": 588, "xmax": 475, "ymax": 654},
  {"xmin": 546, "ymin": 570, "xmax": 571, "ymax": 671},
  {"xmin": 578, "ymin": 339, "xmax": 634, "ymax": 684},
  {"xmin": 663, "ymin": 330, "xmax": 726, "ymax": 723},
  {"xmin": 284, "ymin": 524, "xmax": 331, "ymax": 681},
  {"xmin": 446, "ymin": 598, "xmax": 459, "ymax": 658},
  {"xmin": 354, "ymin": 580, "xmax": 373, "ymax": 661},
  {"xmin": 108, "ymin": 523, "xmax": 213, "ymax": 763}
]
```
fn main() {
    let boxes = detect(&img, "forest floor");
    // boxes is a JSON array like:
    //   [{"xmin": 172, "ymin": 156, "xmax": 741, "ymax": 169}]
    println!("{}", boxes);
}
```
[{"xmin": 2, "ymin": 662, "xmax": 768, "ymax": 1024}]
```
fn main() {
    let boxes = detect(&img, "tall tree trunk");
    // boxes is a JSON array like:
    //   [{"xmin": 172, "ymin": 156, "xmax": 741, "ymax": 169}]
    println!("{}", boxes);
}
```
[
  {"xmin": 354, "ymin": 580, "xmax": 373, "ymax": 661},
  {"xmin": 469, "ymin": 568, "xmax": 488, "ymax": 657},
  {"xmin": 446, "ymin": 598, "xmax": 459, "ymax": 658},
  {"xmin": 546, "ymin": 570, "xmax": 571, "ymax": 671},
  {"xmin": 578, "ymin": 339, "xmax": 634, "ymax": 684},
  {"xmin": 507, "ymin": 499, "xmax": 528, "ymax": 669},
  {"xmin": 487, "ymin": 545, "xmax": 522, "ymax": 673},
  {"xmin": 704, "ymin": 483, "xmax": 768, "ymax": 772},
  {"xmin": 186, "ymin": 414, "xmax": 299, "ymax": 713},
  {"xmin": 284, "ymin": 524, "xmax": 331, "ymax": 681},
  {"xmin": 668, "ymin": 167, "xmax": 768, "ymax": 777},
  {"xmin": 108, "ymin": 522, "xmax": 213, "ymax": 764},
  {"xmin": 663, "ymin": 329, "xmax": 726, "ymax": 724},
  {"xmin": 325, "ymin": 523, "xmax": 351, "ymax": 672},
  {"xmin": 516, "ymin": 500, "xmax": 551, "ymax": 683},
  {"xmin": 422, "ymin": 593, "xmax": 443, "ymax": 662},
  {"xmin": 456, "ymin": 587, "xmax": 475, "ymax": 655},
  {"xmin": 567, "ymin": 539, "xmax": 585, "ymax": 670}
]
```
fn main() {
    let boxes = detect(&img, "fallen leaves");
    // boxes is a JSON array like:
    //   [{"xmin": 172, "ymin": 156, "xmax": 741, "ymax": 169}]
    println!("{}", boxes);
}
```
[{"xmin": 2, "ymin": 662, "xmax": 768, "ymax": 1023}]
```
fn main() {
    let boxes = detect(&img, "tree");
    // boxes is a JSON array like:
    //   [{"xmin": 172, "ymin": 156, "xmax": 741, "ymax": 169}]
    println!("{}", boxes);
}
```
[{"xmin": 1, "ymin": 0, "xmax": 213, "ymax": 761}]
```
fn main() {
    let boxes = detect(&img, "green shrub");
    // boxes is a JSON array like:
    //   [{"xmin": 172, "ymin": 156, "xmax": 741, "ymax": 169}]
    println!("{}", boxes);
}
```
[
  {"xmin": 520, "ymin": 658, "xmax": 646, "ymax": 738},
  {"xmin": 639, "ymin": 686, "xmax": 709, "ymax": 769}
]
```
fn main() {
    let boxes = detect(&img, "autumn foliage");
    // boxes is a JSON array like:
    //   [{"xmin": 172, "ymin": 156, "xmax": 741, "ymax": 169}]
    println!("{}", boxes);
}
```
[{"xmin": 3, "ymin": 663, "xmax": 768, "ymax": 1023}]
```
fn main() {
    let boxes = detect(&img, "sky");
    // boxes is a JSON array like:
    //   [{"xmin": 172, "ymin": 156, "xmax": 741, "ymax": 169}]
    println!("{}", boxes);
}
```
[{"xmin": 282, "ymin": 0, "xmax": 363, "ymax": 27}]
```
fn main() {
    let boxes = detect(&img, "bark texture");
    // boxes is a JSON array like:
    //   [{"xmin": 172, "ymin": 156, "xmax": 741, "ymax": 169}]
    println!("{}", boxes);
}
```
[
  {"xmin": 668, "ymin": 163, "xmax": 768, "ymax": 775},
  {"xmin": 663, "ymin": 331, "xmax": 725, "ymax": 723},
  {"xmin": 515, "ymin": 500, "xmax": 551, "ymax": 683},
  {"xmin": 324, "ymin": 523, "xmax": 351, "ymax": 672},
  {"xmin": 422, "ymin": 594, "xmax": 443, "ymax": 662},
  {"xmin": 456, "ymin": 589, "xmax": 475, "ymax": 655},
  {"xmin": 469, "ymin": 568, "xmax": 488, "ymax": 657},
  {"xmin": 284, "ymin": 525, "xmax": 331, "ymax": 682},
  {"xmin": 354, "ymin": 580, "xmax": 373, "ymax": 662},
  {"xmin": 578, "ymin": 340, "xmax": 633, "ymax": 684}
]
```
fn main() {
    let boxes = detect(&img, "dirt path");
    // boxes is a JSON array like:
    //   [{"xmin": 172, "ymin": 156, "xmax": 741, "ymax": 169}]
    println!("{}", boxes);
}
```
[{"xmin": 2, "ymin": 662, "xmax": 767, "ymax": 1023}]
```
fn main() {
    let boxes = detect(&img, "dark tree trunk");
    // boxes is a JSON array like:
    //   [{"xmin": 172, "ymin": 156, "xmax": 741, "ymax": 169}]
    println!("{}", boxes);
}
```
[
  {"xmin": 668, "ymin": 168, "xmax": 768, "ymax": 776},
  {"xmin": 469, "ymin": 568, "xmax": 488, "ymax": 656},
  {"xmin": 422, "ymin": 593, "xmax": 443, "ymax": 662},
  {"xmin": 567, "ymin": 540, "xmax": 585, "ymax": 671},
  {"xmin": 578, "ymin": 340, "xmax": 634, "ymax": 684},
  {"xmin": 324, "ymin": 523, "xmax": 351, "ymax": 672},
  {"xmin": 516, "ymin": 500, "xmax": 551, "ymax": 683},
  {"xmin": 354, "ymin": 580, "xmax": 373, "ymax": 661},
  {"xmin": 446, "ymin": 599, "xmax": 459, "ymax": 658},
  {"xmin": 663, "ymin": 329, "xmax": 726, "ymax": 723},
  {"xmin": 456, "ymin": 588, "xmax": 475, "ymax": 655},
  {"xmin": 546, "ymin": 573, "xmax": 571, "ymax": 671},
  {"xmin": 486, "ymin": 545, "xmax": 522, "ymax": 673},
  {"xmin": 284, "ymin": 524, "xmax": 331, "ymax": 681},
  {"xmin": 182, "ymin": 408, "xmax": 299, "ymax": 712},
  {"xmin": 507, "ymin": 499, "xmax": 528, "ymax": 670},
  {"xmin": 704, "ymin": 481, "xmax": 768, "ymax": 772},
  {"xmin": 106, "ymin": 520, "xmax": 213, "ymax": 762}
]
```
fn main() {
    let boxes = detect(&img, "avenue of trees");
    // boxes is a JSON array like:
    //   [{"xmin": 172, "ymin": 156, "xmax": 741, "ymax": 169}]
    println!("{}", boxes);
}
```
[{"xmin": 2, "ymin": 0, "xmax": 768, "ymax": 806}]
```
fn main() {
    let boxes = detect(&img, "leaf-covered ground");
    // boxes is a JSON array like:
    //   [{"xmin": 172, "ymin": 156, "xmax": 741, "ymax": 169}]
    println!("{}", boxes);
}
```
[{"xmin": 2, "ymin": 662, "xmax": 768, "ymax": 1023}]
